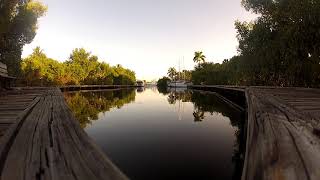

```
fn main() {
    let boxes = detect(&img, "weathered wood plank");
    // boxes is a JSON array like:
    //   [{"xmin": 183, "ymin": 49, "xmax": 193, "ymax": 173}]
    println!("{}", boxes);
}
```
[
  {"xmin": 51, "ymin": 93, "xmax": 128, "ymax": 180},
  {"xmin": 0, "ymin": 95, "xmax": 40, "ymax": 175},
  {"xmin": 1, "ymin": 97, "xmax": 46, "ymax": 179},
  {"xmin": 0, "ymin": 119, "xmax": 17, "ymax": 124},
  {"xmin": 0, "ymin": 88, "xmax": 128, "ymax": 180},
  {"xmin": 242, "ymin": 87, "xmax": 320, "ymax": 180},
  {"xmin": 2, "ymin": 85, "xmax": 319, "ymax": 180}
]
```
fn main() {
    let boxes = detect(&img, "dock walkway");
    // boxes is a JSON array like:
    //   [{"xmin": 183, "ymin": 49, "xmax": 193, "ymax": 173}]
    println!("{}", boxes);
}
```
[
  {"xmin": 189, "ymin": 85, "xmax": 320, "ymax": 180},
  {"xmin": 0, "ymin": 86, "xmax": 319, "ymax": 180},
  {"xmin": 0, "ymin": 87, "xmax": 127, "ymax": 180},
  {"xmin": 243, "ymin": 87, "xmax": 320, "ymax": 180}
]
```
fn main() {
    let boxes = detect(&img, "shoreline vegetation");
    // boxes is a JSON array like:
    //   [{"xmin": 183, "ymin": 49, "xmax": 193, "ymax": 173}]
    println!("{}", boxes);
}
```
[
  {"xmin": 21, "ymin": 47, "xmax": 136, "ymax": 86},
  {"xmin": 1, "ymin": 1, "xmax": 320, "ymax": 88},
  {"xmin": 0, "ymin": 0, "xmax": 136, "ymax": 87},
  {"xmin": 158, "ymin": 0, "xmax": 320, "ymax": 88}
]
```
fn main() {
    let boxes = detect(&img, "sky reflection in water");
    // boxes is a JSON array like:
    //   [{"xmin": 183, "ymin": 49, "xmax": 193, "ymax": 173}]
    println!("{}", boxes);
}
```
[{"xmin": 64, "ymin": 87, "xmax": 245, "ymax": 180}]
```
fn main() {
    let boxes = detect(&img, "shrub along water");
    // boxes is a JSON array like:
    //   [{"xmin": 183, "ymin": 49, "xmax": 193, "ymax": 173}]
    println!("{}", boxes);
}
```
[{"xmin": 21, "ymin": 47, "xmax": 136, "ymax": 86}]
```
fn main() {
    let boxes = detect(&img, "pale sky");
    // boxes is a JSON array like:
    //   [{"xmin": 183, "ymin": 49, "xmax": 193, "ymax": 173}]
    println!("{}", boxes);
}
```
[{"xmin": 22, "ymin": 0, "xmax": 257, "ymax": 81}]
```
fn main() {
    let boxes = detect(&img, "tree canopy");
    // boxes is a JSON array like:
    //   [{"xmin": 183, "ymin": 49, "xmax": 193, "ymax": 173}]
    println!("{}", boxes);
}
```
[
  {"xmin": 167, "ymin": 67, "xmax": 177, "ymax": 80},
  {"xmin": 21, "ymin": 47, "xmax": 136, "ymax": 86},
  {"xmin": 193, "ymin": 51, "xmax": 206, "ymax": 65},
  {"xmin": 192, "ymin": 0, "xmax": 320, "ymax": 87},
  {"xmin": 157, "ymin": 76, "xmax": 171, "ymax": 92},
  {"xmin": 0, "ymin": 0, "xmax": 47, "ymax": 76}
]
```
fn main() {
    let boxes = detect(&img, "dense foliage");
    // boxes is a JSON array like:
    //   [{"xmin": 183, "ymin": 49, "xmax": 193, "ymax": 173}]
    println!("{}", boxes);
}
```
[
  {"xmin": 192, "ymin": 56, "xmax": 244, "ymax": 85},
  {"xmin": 21, "ymin": 47, "xmax": 136, "ymax": 86},
  {"xmin": 157, "ymin": 67, "xmax": 192, "ymax": 89},
  {"xmin": 192, "ymin": 0, "xmax": 320, "ymax": 87},
  {"xmin": 157, "ymin": 76, "xmax": 170, "ymax": 87},
  {"xmin": 167, "ymin": 67, "xmax": 192, "ymax": 81},
  {"xmin": 0, "ymin": 0, "xmax": 47, "ymax": 76},
  {"xmin": 156, "ymin": 76, "xmax": 171, "ymax": 93}
]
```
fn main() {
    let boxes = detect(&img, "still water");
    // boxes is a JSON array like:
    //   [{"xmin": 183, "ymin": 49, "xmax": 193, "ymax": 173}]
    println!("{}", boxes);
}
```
[{"xmin": 64, "ymin": 87, "xmax": 245, "ymax": 180}]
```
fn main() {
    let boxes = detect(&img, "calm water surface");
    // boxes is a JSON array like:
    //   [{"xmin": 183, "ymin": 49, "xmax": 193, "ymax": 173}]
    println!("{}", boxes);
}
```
[{"xmin": 64, "ymin": 87, "xmax": 245, "ymax": 180}]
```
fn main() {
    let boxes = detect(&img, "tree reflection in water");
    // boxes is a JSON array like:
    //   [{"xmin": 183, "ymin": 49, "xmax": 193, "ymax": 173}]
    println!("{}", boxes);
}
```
[
  {"xmin": 166, "ymin": 89, "xmax": 246, "ymax": 180},
  {"xmin": 64, "ymin": 88, "xmax": 246, "ymax": 180},
  {"xmin": 193, "ymin": 109, "xmax": 205, "ymax": 122},
  {"xmin": 64, "ymin": 89, "xmax": 136, "ymax": 128},
  {"xmin": 157, "ymin": 86, "xmax": 170, "ymax": 95},
  {"xmin": 136, "ymin": 87, "xmax": 145, "ymax": 93}
]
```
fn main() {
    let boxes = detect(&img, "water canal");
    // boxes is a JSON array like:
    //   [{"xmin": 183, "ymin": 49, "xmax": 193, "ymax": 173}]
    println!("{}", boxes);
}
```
[{"xmin": 64, "ymin": 87, "xmax": 246, "ymax": 180}]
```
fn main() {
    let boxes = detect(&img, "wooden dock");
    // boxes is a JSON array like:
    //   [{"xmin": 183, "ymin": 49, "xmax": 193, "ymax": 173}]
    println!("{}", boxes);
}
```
[
  {"xmin": 243, "ymin": 87, "xmax": 320, "ymax": 180},
  {"xmin": 0, "ymin": 86, "xmax": 319, "ymax": 180},
  {"xmin": 189, "ymin": 85, "xmax": 320, "ymax": 180},
  {"xmin": 0, "ymin": 87, "xmax": 128, "ymax": 180}
]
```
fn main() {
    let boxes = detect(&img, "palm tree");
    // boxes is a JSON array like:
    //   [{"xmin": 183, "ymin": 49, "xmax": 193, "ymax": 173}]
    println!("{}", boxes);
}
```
[
  {"xmin": 167, "ymin": 67, "xmax": 177, "ymax": 80},
  {"xmin": 193, "ymin": 51, "xmax": 206, "ymax": 65}
]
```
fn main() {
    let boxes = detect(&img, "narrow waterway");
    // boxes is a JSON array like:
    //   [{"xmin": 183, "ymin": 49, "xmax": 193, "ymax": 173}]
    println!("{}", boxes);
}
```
[{"xmin": 64, "ymin": 87, "xmax": 245, "ymax": 180}]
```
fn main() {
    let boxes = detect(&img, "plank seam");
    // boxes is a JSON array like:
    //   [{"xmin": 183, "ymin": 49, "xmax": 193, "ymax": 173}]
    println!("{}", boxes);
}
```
[{"xmin": 0, "ymin": 96, "xmax": 41, "ymax": 175}]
